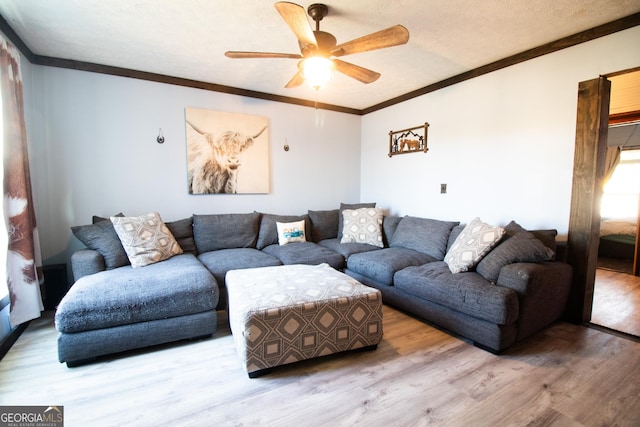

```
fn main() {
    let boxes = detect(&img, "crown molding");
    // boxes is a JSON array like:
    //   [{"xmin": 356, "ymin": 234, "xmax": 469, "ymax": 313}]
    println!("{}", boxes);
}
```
[{"xmin": 1, "ymin": 12, "xmax": 638, "ymax": 116}]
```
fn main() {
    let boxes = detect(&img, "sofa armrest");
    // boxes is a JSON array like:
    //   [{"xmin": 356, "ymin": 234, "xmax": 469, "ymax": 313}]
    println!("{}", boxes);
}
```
[
  {"xmin": 71, "ymin": 249, "xmax": 106, "ymax": 281},
  {"xmin": 496, "ymin": 261, "xmax": 572, "ymax": 340}
]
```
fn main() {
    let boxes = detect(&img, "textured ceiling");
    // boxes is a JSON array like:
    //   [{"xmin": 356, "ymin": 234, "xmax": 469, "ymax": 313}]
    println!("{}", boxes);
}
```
[{"xmin": 0, "ymin": 1, "xmax": 639, "ymax": 110}]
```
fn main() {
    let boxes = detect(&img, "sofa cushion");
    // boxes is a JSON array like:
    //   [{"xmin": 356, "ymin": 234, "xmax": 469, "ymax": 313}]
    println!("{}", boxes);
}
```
[
  {"xmin": 390, "ymin": 216, "xmax": 459, "ymax": 259},
  {"xmin": 193, "ymin": 212, "xmax": 260, "ymax": 252},
  {"xmin": 394, "ymin": 262, "xmax": 519, "ymax": 325},
  {"xmin": 444, "ymin": 218, "xmax": 505, "ymax": 273},
  {"xmin": 476, "ymin": 230, "xmax": 555, "ymax": 282},
  {"xmin": 530, "ymin": 229, "xmax": 558, "ymax": 254},
  {"xmin": 55, "ymin": 254, "xmax": 219, "ymax": 333},
  {"xmin": 198, "ymin": 248, "xmax": 282, "ymax": 286},
  {"xmin": 308, "ymin": 209, "xmax": 339, "ymax": 242},
  {"xmin": 318, "ymin": 238, "xmax": 381, "ymax": 259},
  {"xmin": 340, "ymin": 207, "xmax": 384, "ymax": 248},
  {"xmin": 338, "ymin": 202, "xmax": 376, "ymax": 239},
  {"xmin": 346, "ymin": 247, "xmax": 437, "ymax": 286},
  {"xmin": 92, "ymin": 213, "xmax": 124, "ymax": 224},
  {"xmin": 447, "ymin": 224, "xmax": 465, "ymax": 252},
  {"xmin": 262, "ymin": 241, "xmax": 345, "ymax": 270},
  {"xmin": 165, "ymin": 217, "xmax": 197, "ymax": 255},
  {"xmin": 382, "ymin": 215, "xmax": 402, "ymax": 247},
  {"xmin": 277, "ymin": 220, "xmax": 307, "ymax": 245},
  {"xmin": 256, "ymin": 213, "xmax": 310, "ymax": 249},
  {"xmin": 71, "ymin": 219, "xmax": 130, "ymax": 270},
  {"xmin": 111, "ymin": 212, "xmax": 183, "ymax": 268}
]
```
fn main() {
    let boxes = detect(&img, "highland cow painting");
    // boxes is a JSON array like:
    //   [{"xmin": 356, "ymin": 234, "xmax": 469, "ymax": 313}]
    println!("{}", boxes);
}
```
[{"xmin": 185, "ymin": 108, "xmax": 270, "ymax": 194}]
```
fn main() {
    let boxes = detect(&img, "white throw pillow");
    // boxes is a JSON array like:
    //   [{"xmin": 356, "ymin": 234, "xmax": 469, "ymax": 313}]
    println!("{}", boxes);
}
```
[
  {"xmin": 111, "ymin": 212, "xmax": 183, "ymax": 268},
  {"xmin": 340, "ymin": 207, "xmax": 384, "ymax": 248},
  {"xmin": 444, "ymin": 217, "xmax": 505, "ymax": 273},
  {"xmin": 276, "ymin": 220, "xmax": 306, "ymax": 245}
]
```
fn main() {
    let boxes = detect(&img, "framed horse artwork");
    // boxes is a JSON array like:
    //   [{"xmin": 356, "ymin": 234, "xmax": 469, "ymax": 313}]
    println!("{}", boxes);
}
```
[{"xmin": 388, "ymin": 123, "xmax": 429, "ymax": 157}]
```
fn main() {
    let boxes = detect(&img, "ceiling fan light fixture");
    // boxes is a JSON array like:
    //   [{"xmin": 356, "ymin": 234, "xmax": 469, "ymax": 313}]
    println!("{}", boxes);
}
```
[{"xmin": 301, "ymin": 56, "xmax": 335, "ymax": 90}]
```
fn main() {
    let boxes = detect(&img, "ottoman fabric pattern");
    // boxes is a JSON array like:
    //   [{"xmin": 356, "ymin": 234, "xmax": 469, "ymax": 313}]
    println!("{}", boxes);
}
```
[{"xmin": 226, "ymin": 264, "xmax": 383, "ymax": 375}]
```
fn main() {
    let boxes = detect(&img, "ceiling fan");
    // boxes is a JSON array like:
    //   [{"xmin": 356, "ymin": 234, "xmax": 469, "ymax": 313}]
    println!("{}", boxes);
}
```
[{"xmin": 224, "ymin": 2, "xmax": 410, "ymax": 90}]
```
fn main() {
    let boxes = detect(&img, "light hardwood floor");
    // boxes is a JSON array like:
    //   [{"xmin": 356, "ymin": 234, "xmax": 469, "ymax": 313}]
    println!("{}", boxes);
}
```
[
  {"xmin": 1, "ymin": 306, "xmax": 639, "ymax": 427},
  {"xmin": 593, "ymin": 267, "xmax": 640, "ymax": 337}
]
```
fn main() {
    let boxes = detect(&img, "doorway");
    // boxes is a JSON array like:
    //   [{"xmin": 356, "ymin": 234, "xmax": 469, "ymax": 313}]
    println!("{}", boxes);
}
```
[
  {"xmin": 567, "ymin": 68, "xmax": 640, "ymax": 338},
  {"xmin": 591, "ymin": 74, "xmax": 640, "ymax": 337}
]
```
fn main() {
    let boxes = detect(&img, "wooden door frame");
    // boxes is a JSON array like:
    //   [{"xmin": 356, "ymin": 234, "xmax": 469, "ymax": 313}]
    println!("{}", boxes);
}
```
[{"xmin": 565, "ymin": 76, "xmax": 611, "ymax": 324}]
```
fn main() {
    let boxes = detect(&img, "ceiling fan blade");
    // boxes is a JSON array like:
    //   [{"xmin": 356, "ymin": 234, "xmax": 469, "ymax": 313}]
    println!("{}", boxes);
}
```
[
  {"xmin": 285, "ymin": 70, "xmax": 305, "ymax": 88},
  {"xmin": 274, "ymin": 2, "xmax": 317, "ymax": 48},
  {"xmin": 333, "ymin": 59, "xmax": 380, "ymax": 84},
  {"xmin": 225, "ymin": 51, "xmax": 302, "ymax": 59},
  {"xmin": 331, "ymin": 25, "xmax": 409, "ymax": 57}
]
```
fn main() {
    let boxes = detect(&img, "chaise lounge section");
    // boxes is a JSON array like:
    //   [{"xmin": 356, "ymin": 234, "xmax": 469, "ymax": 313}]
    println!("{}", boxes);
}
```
[{"xmin": 56, "ymin": 253, "xmax": 219, "ymax": 366}]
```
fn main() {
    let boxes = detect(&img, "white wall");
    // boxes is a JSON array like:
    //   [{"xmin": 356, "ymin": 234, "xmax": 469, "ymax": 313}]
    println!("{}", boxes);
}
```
[
  {"xmin": 20, "ymin": 26, "xmax": 640, "ymax": 273},
  {"xmin": 26, "ymin": 68, "xmax": 362, "ymax": 266},
  {"xmin": 361, "ymin": 27, "xmax": 640, "ymax": 234}
]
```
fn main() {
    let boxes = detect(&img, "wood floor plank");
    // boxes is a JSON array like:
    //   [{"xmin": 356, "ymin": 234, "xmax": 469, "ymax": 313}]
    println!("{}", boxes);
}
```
[
  {"xmin": 1, "ymin": 306, "xmax": 639, "ymax": 426},
  {"xmin": 592, "ymin": 268, "xmax": 640, "ymax": 336}
]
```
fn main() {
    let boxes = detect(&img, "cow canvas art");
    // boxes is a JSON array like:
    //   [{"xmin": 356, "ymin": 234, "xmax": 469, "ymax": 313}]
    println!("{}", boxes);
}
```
[{"xmin": 185, "ymin": 108, "xmax": 270, "ymax": 194}]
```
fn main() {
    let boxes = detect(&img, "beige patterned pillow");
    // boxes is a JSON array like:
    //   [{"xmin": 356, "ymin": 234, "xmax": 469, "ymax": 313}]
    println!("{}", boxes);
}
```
[
  {"xmin": 276, "ymin": 220, "xmax": 307, "ymax": 245},
  {"xmin": 444, "ymin": 217, "xmax": 505, "ymax": 273},
  {"xmin": 340, "ymin": 208, "xmax": 384, "ymax": 248},
  {"xmin": 111, "ymin": 212, "xmax": 183, "ymax": 267}
]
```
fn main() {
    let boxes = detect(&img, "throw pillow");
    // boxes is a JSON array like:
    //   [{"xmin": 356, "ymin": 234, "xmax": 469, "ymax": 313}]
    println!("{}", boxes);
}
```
[
  {"xmin": 382, "ymin": 215, "xmax": 402, "ymax": 247},
  {"xmin": 444, "ymin": 218, "xmax": 505, "ymax": 273},
  {"xmin": 165, "ymin": 217, "xmax": 197, "ymax": 255},
  {"xmin": 340, "ymin": 208, "xmax": 384, "ymax": 248},
  {"xmin": 390, "ymin": 216, "xmax": 460, "ymax": 259},
  {"xmin": 92, "ymin": 212, "xmax": 124, "ymax": 224},
  {"xmin": 308, "ymin": 209, "xmax": 339, "ymax": 242},
  {"xmin": 476, "ymin": 229, "xmax": 555, "ymax": 282},
  {"xmin": 111, "ymin": 212, "xmax": 183, "ymax": 268},
  {"xmin": 338, "ymin": 202, "xmax": 376, "ymax": 239},
  {"xmin": 71, "ymin": 218, "xmax": 130, "ymax": 269},
  {"xmin": 276, "ymin": 220, "xmax": 307, "ymax": 245}
]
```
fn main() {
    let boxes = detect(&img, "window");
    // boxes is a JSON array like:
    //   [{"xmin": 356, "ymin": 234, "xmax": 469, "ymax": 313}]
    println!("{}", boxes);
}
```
[{"xmin": 601, "ymin": 148, "xmax": 640, "ymax": 219}]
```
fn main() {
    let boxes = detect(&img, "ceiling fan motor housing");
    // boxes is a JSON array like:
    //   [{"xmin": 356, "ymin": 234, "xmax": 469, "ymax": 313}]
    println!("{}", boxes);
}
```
[
  {"xmin": 300, "ymin": 31, "xmax": 336, "ymax": 57},
  {"xmin": 307, "ymin": 3, "xmax": 329, "ymax": 24}
]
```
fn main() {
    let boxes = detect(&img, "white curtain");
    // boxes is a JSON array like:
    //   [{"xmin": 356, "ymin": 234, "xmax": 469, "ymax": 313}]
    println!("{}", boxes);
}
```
[
  {"xmin": 603, "ymin": 146, "xmax": 621, "ymax": 189},
  {"xmin": 1, "ymin": 35, "xmax": 43, "ymax": 327}
]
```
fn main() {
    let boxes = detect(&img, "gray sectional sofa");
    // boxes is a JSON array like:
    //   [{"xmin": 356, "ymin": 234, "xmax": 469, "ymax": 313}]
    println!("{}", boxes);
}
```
[{"xmin": 56, "ymin": 203, "xmax": 572, "ymax": 366}]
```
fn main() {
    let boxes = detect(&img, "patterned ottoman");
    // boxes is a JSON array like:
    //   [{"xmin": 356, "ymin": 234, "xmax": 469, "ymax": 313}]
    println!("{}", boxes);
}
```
[{"xmin": 226, "ymin": 263, "xmax": 383, "ymax": 377}]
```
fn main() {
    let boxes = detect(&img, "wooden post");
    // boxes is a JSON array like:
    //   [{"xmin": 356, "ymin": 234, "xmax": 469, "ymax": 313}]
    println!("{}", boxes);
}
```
[
  {"xmin": 634, "ymin": 196, "xmax": 640, "ymax": 276},
  {"xmin": 565, "ymin": 77, "xmax": 611, "ymax": 324}
]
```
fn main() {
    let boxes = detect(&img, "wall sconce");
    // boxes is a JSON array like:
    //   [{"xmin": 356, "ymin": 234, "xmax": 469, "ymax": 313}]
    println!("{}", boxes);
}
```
[
  {"xmin": 157, "ymin": 128, "xmax": 165, "ymax": 144},
  {"xmin": 301, "ymin": 57, "xmax": 335, "ymax": 90}
]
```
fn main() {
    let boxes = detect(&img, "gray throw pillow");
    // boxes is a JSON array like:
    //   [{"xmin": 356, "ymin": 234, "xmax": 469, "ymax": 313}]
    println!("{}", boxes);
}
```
[
  {"xmin": 476, "ymin": 229, "xmax": 555, "ymax": 282},
  {"xmin": 338, "ymin": 202, "xmax": 376, "ymax": 238},
  {"xmin": 382, "ymin": 215, "xmax": 402, "ymax": 247},
  {"xmin": 530, "ymin": 229, "xmax": 558, "ymax": 253},
  {"xmin": 92, "ymin": 212, "xmax": 124, "ymax": 224},
  {"xmin": 390, "ymin": 216, "xmax": 459, "ymax": 260},
  {"xmin": 165, "ymin": 217, "xmax": 197, "ymax": 255},
  {"xmin": 71, "ymin": 219, "xmax": 129, "ymax": 269},
  {"xmin": 308, "ymin": 209, "xmax": 339, "ymax": 242},
  {"xmin": 193, "ymin": 213, "xmax": 260, "ymax": 252}
]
